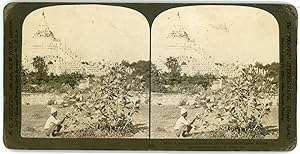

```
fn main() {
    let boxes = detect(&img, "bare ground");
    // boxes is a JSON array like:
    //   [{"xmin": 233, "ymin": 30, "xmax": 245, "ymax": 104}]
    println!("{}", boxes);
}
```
[
  {"xmin": 21, "ymin": 93, "xmax": 149, "ymax": 138},
  {"xmin": 150, "ymin": 94, "xmax": 279, "ymax": 139}
]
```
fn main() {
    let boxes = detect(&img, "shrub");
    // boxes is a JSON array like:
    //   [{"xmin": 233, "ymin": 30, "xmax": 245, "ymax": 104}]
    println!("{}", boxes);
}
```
[
  {"xmin": 64, "ymin": 64, "xmax": 144, "ymax": 137},
  {"xmin": 196, "ymin": 66, "xmax": 278, "ymax": 139},
  {"xmin": 47, "ymin": 99, "xmax": 56, "ymax": 105},
  {"xmin": 178, "ymin": 97, "xmax": 188, "ymax": 106}
]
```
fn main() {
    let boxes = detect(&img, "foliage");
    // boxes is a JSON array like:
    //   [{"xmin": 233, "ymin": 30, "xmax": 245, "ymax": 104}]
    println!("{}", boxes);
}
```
[
  {"xmin": 150, "ymin": 58, "xmax": 216, "ymax": 93},
  {"xmin": 64, "ymin": 64, "xmax": 144, "ymax": 137},
  {"xmin": 178, "ymin": 97, "xmax": 188, "ymax": 106},
  {"xmin": 164, "ymin": 57, "xmax": 182, "ymax": 85},
  {"xmin": 264, "ymin": 62, "xmax": 279, "ymax": 85},
  {"xmin": 22, "ymin": 56, "xmax": 217, "ymax": 94},
  {"xmin": 32, "ymin": 56, "xmax": 48, "ymax": 72},
  {"xmin": 127, "ymin": 60, "xmax": 150, "ymax": 91},
  {"xmin": 181, "ymin": 73, "xmax": 216, "ymax": 90},
  {"xmin": 196, "ymin": 66, "xmax": 278, "ymax": 138},
  {"xmin": 165, "ymin": 56, "xmax": 182, "ymax": 75},
  {"xmin": 150, "ymin": 64, "xmax": 168, "ymax": 93},
  {"xmin": 21, "ymin": 56, "xmax": 84, "ymax": 93},
  {"xmin": 57, "ymin": 72, "xmax": 84, "ymax": 88},
  {"xmin": 31, "ymin": 56, "xmax": 49, "ymax": 84}
]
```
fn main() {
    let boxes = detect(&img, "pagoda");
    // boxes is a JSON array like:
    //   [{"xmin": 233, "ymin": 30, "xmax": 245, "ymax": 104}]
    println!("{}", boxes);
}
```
[{"xmin": 22, "ymin": 11, "xmax": 84, "ymax": 75}]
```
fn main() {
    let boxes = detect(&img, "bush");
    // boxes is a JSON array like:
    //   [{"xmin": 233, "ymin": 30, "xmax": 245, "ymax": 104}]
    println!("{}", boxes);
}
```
[
  {"xmin": 196, "ymin": 66, "xmax": 278, "ymax": 139},
  {"xmin": 21, "ymin": 84, "xmax": 37, "ymax": 93},
  {"xmin": 47, "ymin": 99, "xmax": 56, "ymax": 105},
  {"xmin": 21, "ymin": 70, "xmax": 84, "ymax": 94},
  {"xmin": 64, "ymin": 64, "xmax": 144, "ymax": 137},
  {"xmin": 178, "ymin": 97, "xmax": 188, "ymax": 106}
]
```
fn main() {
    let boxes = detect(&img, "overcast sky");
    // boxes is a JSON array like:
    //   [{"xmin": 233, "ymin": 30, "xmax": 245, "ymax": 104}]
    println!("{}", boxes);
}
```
[
  {"xmin": 23, "ymin": 5, "xmax": 279, "ymax": 65},
  {"xmin": 152, "ymin": 5, "xmax": 279, "ymax": 65},
  {"xmin": 23, "ymin": 5, "xmax": 149, "ymax": 63}
]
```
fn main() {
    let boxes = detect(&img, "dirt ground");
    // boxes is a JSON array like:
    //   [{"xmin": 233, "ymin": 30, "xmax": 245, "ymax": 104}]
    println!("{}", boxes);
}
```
[
  {"xmin": 21, "ymin": 93, "xmax": 149, "ymax": 138},
  {"xmin": 21, "ymin": 93, "xmax": 278, "ymax": 139},
  {"xmin": 150, "ymin": 94, "xmax": 279, "ymax": 139}
]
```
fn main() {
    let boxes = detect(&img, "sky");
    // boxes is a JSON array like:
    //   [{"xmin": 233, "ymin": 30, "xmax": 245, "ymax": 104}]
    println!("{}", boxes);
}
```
[
  {"xmin": 23, "ymin": 5, "xmax": 150, "ymax": 63},
  {"xmin": 152, "ymin": 5, "xmax": 279, "ymax": 65},
  {"xmin": 23, "ymin": 5, "xmax": 279, "ymax": 65}
]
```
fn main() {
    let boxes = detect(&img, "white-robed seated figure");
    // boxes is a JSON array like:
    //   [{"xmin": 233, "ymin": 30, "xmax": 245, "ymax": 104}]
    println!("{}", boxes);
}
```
[
  {"xmin": 174, "ymin": 108, "xmax": 201, "ymax": 137},
  {"xmin": 44, "ymin": 107, "xmax": 69, "ymax": 137}
]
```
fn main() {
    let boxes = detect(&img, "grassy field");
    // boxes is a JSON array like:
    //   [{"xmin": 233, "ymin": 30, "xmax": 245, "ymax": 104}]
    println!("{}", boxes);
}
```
[
  {"xmin": 150, "ymin": 94, "xmax": 279, "ymax": 139},
  {"xmin": 21, "ymin": 93, "xmax": 278, "ymax": 139},
  {"xmin": 21, "ymin": 93, "xmax": 149, "ymax": 138},
  {"xmin": 151, "ymin": 105, "xmax": 198, "ymax": 138}
]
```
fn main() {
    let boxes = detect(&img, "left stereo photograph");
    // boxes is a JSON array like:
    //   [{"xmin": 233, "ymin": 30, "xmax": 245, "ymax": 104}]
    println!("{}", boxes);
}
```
[{"xmin": 21, "ymin": 5, "xmax": 150, "ymax": 139}]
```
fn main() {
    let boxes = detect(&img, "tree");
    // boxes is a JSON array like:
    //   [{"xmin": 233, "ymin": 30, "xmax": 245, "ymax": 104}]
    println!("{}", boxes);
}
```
[
  {"xmin": 264, "ymin": 62, "xmax": 279, "ymax": 84},
  {"xmin": 254, "ymin": 62, "xmax": 264, "ymax": 69},
  {"xmin": 165, "ymin": 56, "xmax": 181, "ymax": 75},
  {"xmin": 189, "ymin": 73, "xmax": 216, "ymax": 88},
  {"xmin": 164, "ymin": 57, "xmax": 182, "ymax": 85},
  {"xmin": 195, "ymin": 67, "xmax": 277, "ymax": 139},
  {"xmin": 64, "ymin": 64, "xmax": 144, "ymax": 137},
  {"xmin": 21, "ymin": 65, "xmax": 29, "ymax": 85},
  {"xmin": 31, "ymin": 56, "xmax": 49, "ymax": 84},
  {"xmin": 59, "ymin": 72, "xmax": 84, "ymax": 88},
  {"xmin": 128, "ymin": 60, "xmax": 150, "ymax": 91},
  {"xmin": 120, "ymin": 60, "xmax": 131, "ymax": 67},
  {"xmin": 150, "ymin": 63, "xmax": 167, "ymax": 93},
  {"xmin": 130, "ymin": 60, "xmax": 150, "ymax": 78}
]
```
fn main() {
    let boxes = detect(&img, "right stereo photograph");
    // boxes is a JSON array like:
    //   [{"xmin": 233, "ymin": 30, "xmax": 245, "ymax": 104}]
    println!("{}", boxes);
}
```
[{"xmin": 150, "ymin": 5, "xmax": 279, "ymax": 139}]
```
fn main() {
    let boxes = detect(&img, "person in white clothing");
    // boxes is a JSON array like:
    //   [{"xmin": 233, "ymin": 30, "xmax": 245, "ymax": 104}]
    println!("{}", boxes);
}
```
[
  {"xmin": 174, "ymin": 108, "xmax": 200, "ymax": 137},
  {"xmin": 44, "ymin": 107, "xmax": 69, "ymax": 137}
]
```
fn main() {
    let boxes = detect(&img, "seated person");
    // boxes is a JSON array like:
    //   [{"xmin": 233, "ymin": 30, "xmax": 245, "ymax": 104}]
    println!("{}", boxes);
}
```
[
  {"xmin": 174, "ymin": 108, "xmax": 200, "ymax": 137},
  {"xmin": 44, "ymin": 107, "xmax": 69, "ymax": 137}
]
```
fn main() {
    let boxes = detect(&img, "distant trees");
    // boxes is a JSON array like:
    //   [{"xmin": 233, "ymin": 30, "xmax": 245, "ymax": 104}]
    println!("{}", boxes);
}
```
[
  {"xmin": 120, "ymin": 60, "xmax": 130, "ymax": 67},
  {"xmin": 151, "ymin": 64, "xmax": 167, "ymax": 93},
  {"xmin": 31, "ymin": 56, "xmax": 49, "ymax": 85},
  {"xmin": 21, "ymin": 56, "xmax": 49, "ymax": 87},
  {"xmin": 165, "ymin": 57, "xmax": 181, "ymax": 76},
  {"xmin": 254, "ymin": 62, "xmax": 264, "ymax": 69},
  {"xmin": 254, "ymin": 61, "xmax": 279, "ymax": 84},
  {"xmin": 130, "ymin": 60, "xmax": 150, "ymax": 81},
  {"xmin": 149, "ymin": 56, "xmax": 217, "ymax": 93},
  {"xmin": 264, "ymin": 62, "xmax": 279, "ymax": 84},
  {"xmin": 121, "ymin": 60, "xmax": 150, "ymax": 92},
  {"xmin": 184, "ymin": 73, "xmax": 216, "ymax": 89},
  {"xmin": 23, "ymin": 56, "xmax": 279, "ymax": 94},
  {"xmin": 32, "ymin": 56, "xmax": 48, "ymax": 75},
  {"xmin": 21, "ymin": 56, "xmax": 84, "ymax": 93},
  {"xmin": 164, "ymin": 57, "xmax": 182, "ymax": 85}
]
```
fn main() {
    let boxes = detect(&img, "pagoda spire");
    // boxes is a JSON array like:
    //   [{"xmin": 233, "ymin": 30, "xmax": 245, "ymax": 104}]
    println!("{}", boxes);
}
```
[
  {"xmin": 32, "ymin": 10, "xmax": 55, "ymax": 39},
  {"xmin": 42, "ymin": 10, "xmax": 45, "ymax": 20},
  {"xmin": 41, "ymin": 10, "xmax": 48, "ymax": 28}
]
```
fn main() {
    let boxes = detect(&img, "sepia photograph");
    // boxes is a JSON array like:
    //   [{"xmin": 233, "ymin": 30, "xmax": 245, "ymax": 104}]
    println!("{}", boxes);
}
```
[
  {"xmin": 21, "ymin": 5, "xmax": 150, "ymax": 138},
  {"xmin": 151, "ymin": 6, "xmax": 279, "ymax": 139},
  {"xmin": 20, "ymin": 4, "xmax": 280, "ymax": 140},
  {"xmin": 3, "ymin": 2, "xmax": 297, "ymax": 150}
]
